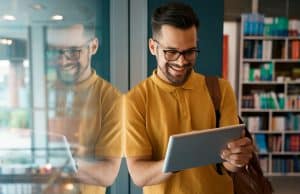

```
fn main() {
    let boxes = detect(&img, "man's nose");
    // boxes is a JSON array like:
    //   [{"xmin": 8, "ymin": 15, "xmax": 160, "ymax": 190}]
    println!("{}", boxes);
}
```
[
  {"xmin": 176, "ymin": 54, "xmax": 188, "ymax": 66},
  {"xmin": 56, "ymin": 55, "xmax": 70, "ymax": 66},
  {"xmin": 56, "ymin": 56, "xmax": 65, "ymax": 65}
]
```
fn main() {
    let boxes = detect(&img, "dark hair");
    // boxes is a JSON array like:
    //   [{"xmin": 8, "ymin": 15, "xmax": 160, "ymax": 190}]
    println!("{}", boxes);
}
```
[{"xmin": 151, "ymin": 2, "xmax": 199, "ymax": 38}]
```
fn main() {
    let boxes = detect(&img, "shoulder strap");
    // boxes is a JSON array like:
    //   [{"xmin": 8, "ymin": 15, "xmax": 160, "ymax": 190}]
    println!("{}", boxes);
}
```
[
  {"xmin": 205, "ymin": 76, "xmax": 221, "ymax": 128},
  {"xmin": 205, "ymin": 76, "xmax": 223, "ymax": 174}
]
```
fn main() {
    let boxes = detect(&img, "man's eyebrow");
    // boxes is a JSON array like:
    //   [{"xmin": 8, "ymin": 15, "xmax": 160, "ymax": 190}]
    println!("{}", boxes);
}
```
[
  {"xmin": 163, "ymin": 46, "xmax": 177, "ymax": 50},
  {"xmin": 164, "ymin": 46, "xmax": 197, "ymax": 51}
]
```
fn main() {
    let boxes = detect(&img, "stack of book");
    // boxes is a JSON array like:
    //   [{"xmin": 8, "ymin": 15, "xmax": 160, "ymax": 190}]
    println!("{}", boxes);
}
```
[
  {"xmin": 243, "ymin": 39, "xmax": 285, "ymax": 59},
  {"xmin": 259, "ymin": 157, "xmax": 269, "ymax": 173},
  {"xmin": 242, "ymin": 13, "xmax": 264, "ymax": 36},
  {"xmin": 243, "ymin": 62, "xmax": 274, "ymax": 81},
  {"xmin": 273, "ymin": 157, "xmax": 300, "ymax": 173},
  {"xmin": 272, "ymin": 114, "xmax": 300, "ymax": 131},
  {"xmin": 242, "ymin": 91, "xmax": 284, "ymax": 109},
  {"xmin": 268, "ymin": 135, "xmax": 282, "ymax": 152},
  {"xmin": 286, "ymin": 114, "xmax": 300, "ymax": 131},
  {"xmin": 287, "ymin": 95, "xmax": 300, "ymax": 109},
  {"xmin": 285, "ymin": 135, "xmax": 300, "ymax": 152},
  {"xmin": 244, "ymin": 116, "xmax": 266, "ymax": 132},
  {"xmin": 242, "ymin": 14, "xmax": 300, "ymax": 37}
]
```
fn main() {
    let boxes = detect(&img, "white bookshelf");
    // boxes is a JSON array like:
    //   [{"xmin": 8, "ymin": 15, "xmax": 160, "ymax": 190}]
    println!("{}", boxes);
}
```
[{"xmin": 238, "ymin": 16, "xmax": 300, "ymax": 176}]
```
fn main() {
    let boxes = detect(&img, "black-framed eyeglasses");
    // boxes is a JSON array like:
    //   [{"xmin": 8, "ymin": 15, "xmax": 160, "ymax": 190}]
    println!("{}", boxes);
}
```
[
  {"xmin": 153, "ymin": 39, "xmax": 200, "ymax": 61},
  {"xmin": 48, "ymin": 38, "xmax": 93, "ymax": 61}
]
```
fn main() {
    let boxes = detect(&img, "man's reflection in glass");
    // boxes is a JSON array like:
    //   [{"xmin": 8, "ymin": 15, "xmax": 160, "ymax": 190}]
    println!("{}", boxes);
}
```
[{"xmin": 46, "ymin": 24, "xmax": 122, "ymax": 194}]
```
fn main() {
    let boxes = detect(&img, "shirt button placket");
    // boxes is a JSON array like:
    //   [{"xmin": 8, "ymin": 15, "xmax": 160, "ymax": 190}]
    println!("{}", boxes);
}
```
[{"xmin": 177, "ymin": 89, "xmax": 187, "ymax": 118}]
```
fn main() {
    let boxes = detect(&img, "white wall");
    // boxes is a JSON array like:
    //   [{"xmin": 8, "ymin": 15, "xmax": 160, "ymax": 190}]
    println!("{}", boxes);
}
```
[{"xmin": 223, "ymin": 22, "xmax": 239, "ymax": 92}]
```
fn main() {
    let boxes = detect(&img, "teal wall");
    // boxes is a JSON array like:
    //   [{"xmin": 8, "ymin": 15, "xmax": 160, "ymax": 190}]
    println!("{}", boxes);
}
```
[
  {"xmin": 92, "ymin": 0, "xmax": 111, "ymax": 81},
  {"xmin": 147, "ymin": 0, "xmax": 224, "ymax": 76}
]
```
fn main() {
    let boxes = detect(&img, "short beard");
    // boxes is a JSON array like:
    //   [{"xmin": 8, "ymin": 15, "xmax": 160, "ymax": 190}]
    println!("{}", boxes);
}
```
[
  {"xmin": 57, "ymin": 61, "xmax": 81, "ymax": 85},
  {"xmin": 57, "ymin": 50, "xmax": 91, "ymax": 85},
  {"xmin": 159, "ymin": 62, "xmax": 193, "ymax": 86}
]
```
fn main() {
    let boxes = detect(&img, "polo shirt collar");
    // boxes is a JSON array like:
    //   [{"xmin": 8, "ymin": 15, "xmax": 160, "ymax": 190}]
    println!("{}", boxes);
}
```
[{"xmin": 151, "ymin": 69, "xmax": 196, "ymax": 92}]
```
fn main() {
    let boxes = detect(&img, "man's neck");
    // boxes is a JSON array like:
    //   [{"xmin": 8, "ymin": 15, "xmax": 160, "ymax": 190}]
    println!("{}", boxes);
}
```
[{"xmin": 76, "ymin": 66, "xmax": 93, "ymax": 84}]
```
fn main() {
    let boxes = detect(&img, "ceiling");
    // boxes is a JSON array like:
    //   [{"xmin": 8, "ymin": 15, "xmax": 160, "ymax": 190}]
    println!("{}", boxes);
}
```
[
  {"xmin": 0, "ymin": 0, "xmax": 99, "ymax": 39},
  {"xmin": 0, "ymin": 0, "xmax": 98, "ymax": 26}
]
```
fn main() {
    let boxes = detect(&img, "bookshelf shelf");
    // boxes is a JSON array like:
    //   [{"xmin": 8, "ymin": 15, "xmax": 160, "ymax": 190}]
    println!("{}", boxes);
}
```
[
  {"xmin": 266, "ymin": 173, "xmax": 300, "ymax": 177},
  {"xmin": 251, "ymin": 130, "xmax": 300, "ymax": 135},
  {"xmin": 243, "ymin": 81, "xmax": 300, "ymax": 86},
  {"xmin": 252, "ymin": 131, "xmax": 282, "ymax": 134},
  {"xmin": 244, "ymin": 36, "xmax": 287, "ymax": 40},
  {"xmin": 242, "ymin": 81, "xmax": 284, "ymax": 85},
  {"xmin": 244, "ymin": 36, "xmax": 300, "ymax": 41},
  {"xmin": 288, "ymin": 37, "xmax": 300, "ymax": 40},
  {"xmin": 241, "ymin": 109, "xmax": 300, "ymax": 113},
  {"xmin": 243, "ymin": 59, "xmax": 272, "ymax": 62},
  {"xmin": 284, "ymin": 131, "xmax": 300, "ymax": 134},
  {"xmin": 239, "ymin": 14, "xmax": 300, "ymax": 176},
  {"xmin": 243, "ymin": 59, "xmax": 300, "ymax": 63},
  {"xmin": 271, "ymin": 152, "xmax": 300, "ymax": 155},
  {"xmin": 241, "ymin": 109, "xmax": 271, "ymax": 112}
]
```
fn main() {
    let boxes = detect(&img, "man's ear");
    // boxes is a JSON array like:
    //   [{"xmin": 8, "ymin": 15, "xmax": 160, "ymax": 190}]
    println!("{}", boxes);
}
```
[
  {"xmin": 90, "ymin": 38, "xmax": 99, "ymax": 55},
  {"xmin": 149, "ymin": 38, "xmax": 156, "ymax": 56}
]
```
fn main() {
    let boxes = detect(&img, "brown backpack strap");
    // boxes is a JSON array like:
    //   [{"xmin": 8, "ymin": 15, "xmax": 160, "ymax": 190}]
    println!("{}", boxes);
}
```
[
  {"xmin": 205, "ymin": 76, "xmax": 223, "ymax": 174},
  {"xmin": 205, "ymin": 76, "xmax": 221, "ymax": 128},
  {"xmin": 205, "ymin": 76, "xmax": 221, "ymax": 111}
]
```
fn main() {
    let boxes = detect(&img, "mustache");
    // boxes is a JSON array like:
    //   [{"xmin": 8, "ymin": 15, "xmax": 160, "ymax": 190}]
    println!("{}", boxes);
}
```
[
  {"xmin": 167, "ymin": 63, "xmax": 193, "ymax": 68},
  {"xmin": 59, "ymin": 62, "xmax": 80, "ymax": 70}
]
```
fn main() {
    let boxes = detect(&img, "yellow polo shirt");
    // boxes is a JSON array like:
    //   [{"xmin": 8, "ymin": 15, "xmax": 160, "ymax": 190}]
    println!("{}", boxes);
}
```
[
  {"xmin": 48, "ymin": 70, "xmax": 122, "ymax": 194},
  {"xmin": 125, "ymin": 70, "xmax": 238, "ymax": 194}
]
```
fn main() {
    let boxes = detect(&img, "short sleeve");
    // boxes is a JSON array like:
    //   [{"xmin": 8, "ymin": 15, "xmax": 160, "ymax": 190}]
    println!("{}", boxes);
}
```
[
  {"xmin": 94, "ymin": 84, "xmax": 123, "ymax": 158},
  {"xmin": 125, "ymin": 89, "xmax": 152, "ymax": 157}
]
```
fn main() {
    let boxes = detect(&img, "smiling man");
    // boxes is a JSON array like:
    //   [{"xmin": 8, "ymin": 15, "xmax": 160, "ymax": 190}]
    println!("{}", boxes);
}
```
[
  {"xmin": 46, "ymin": 24, "xmax": 122, "ymax": 194},
  {"xmin": 125, "ymin": 2, "xmax": 254, "ymax": 194}
]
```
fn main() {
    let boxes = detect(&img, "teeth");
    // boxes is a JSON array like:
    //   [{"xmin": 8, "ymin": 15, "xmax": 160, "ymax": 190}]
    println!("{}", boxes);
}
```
[
  {"xmin": 171, "ymin": 66, "xmax": 184, "ymax": 72},
  {"xmin": 62, "ymin": 65, "xmax": 75, "ymax": 71}
]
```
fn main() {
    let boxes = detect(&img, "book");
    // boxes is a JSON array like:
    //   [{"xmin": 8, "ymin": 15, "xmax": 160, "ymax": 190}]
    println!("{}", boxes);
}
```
[
  {"xmin": 255, "ymin": 134, "xmax": 268, "ymax": 153},
  {"xmin": 272, "ymin": 116, "xmax": 285, "ymax": 131},
  {"xmin": 291, "ymin": 40, "xmax": 300, "ymax": 59},
  {"xmin": 263, "ymin": 40, "xmax": 272, "ymax": 59},
  {"xmin": 270, "ymin": 92, "xmax": 280, "ymax": 109}
]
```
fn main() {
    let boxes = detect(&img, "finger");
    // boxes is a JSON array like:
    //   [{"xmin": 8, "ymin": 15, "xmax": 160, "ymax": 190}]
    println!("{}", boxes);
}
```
[
  {"xmin": 223, "ymin": 159, "xmax": 245, "ymax": 168},
  {"xmin": 227, "ymin": 137, "xmax": 252, "ymax": 149},
  {"xmin": 221, "ymin": 151, "xmax": 252, "ymax": 164},
  {"xmin": 227, "ymin": 155, "xmax": 251, "ymax": 167},
  {"xmin": 229, "ymin": 144, "xmax": 254, "ymax": 154},
  {"xmin": 229, "ymin": 153, "xmax": 253, "ymax": 161},
  {"xmin": 220, "ymin": 149, "xmax": 230, "ymax": 160}
]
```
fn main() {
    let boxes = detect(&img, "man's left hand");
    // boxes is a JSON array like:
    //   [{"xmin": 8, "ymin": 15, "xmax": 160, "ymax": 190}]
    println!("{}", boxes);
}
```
[{"xmin": 221, "ymin": 135, "xmax": 254, "ymax": 172}]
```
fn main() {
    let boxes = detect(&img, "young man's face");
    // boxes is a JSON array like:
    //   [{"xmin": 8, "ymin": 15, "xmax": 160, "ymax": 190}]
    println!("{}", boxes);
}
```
[
  {"xmin": 47, "ymin": 25, "xmax": 98, "ymax": 84},
  {"xmin": 149, "ymin": 25, "xmax": 198, "ymax": 86}
]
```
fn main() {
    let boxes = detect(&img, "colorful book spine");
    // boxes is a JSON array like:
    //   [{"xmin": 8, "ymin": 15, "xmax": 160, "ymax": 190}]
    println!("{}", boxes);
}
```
[{"xmin": 242, "ymin": 13, "xmax": 264, "ymax": 36}]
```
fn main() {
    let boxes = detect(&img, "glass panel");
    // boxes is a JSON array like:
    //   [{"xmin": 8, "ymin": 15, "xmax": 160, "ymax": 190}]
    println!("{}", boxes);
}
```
[
  {"xmin": 0, "ymin": 1, "xmax": 125, "ymax": 194},
  {"xmin": 0, "ymin": 27, "xmax": 31, "ymax": 130}
]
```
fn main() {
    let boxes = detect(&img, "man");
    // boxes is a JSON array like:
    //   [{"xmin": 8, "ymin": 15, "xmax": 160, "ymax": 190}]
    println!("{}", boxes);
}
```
[
  {"xmin": 47, "ymin": 24, "xmax": 122, "ymax": 194},
  {"xmin": 125, "ymin": 2, "xmax": 254, "ymax": 194}
]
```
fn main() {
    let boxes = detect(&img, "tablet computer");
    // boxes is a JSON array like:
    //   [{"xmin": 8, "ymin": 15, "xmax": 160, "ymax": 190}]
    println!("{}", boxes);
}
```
[{"xmin": 162, "ymin": 124, "xmax": 245, "ymax": 173}]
